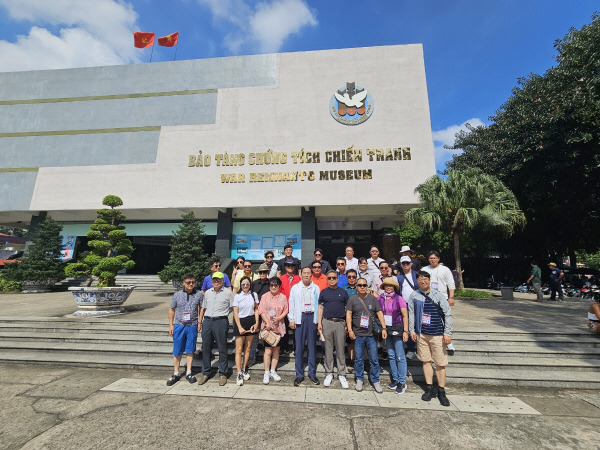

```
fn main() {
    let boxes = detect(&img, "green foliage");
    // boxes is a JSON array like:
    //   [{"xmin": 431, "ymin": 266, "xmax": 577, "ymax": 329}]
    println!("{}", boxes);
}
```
[
  {"xmin": 576, "ymin": 250, "xmax": 600, "ymax": 271},
  {"xmin": 64, "ymin": 195, "xmax": 135, "ymax": 287},
  {"xmin": 393, "ymin": 222, "xmax": 451, "ymax": 256},
  {"xmin": 158, "ymin": 212, "xmax": 211, "ymax": 284},
  {"xmin": 3, "ymin": 217, "xmax": 65, "ymax": 283},
  {"xmin": 0, "ymin": 274, "xmax": 21, "ymax": 292},
  {"xmin": 405, "ymin": 169, "xmax": 526, "ymax": 289},
  {"xmin": 448, "ymin": 14, "xmax": 600, "ymax": 256},
  {"xmin": 0, "ymin": 226, "xmax": 27, "ymax": 237},
  {"xmin": 454, "ymin": 289, "xmax": 492, "ymax": 298}
]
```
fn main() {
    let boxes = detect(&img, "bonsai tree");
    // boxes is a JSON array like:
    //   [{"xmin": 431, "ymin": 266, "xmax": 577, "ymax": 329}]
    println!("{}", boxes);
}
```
[
  {"xmin": 65, "ymin": 195, "xmax": 135, "ymax": 287},
  {"xmin": 4, "ymin": 216, "xmax": 65, "ymax": 284},
  {"xmin": 158, "ymin": 211, "xmax": 212, "ymax": 283}
]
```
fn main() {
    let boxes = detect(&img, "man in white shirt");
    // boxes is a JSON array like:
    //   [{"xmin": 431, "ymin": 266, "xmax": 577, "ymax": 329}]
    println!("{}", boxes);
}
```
[
  {"xmin": 288, "ymin": 266, "xmax": 321, "ymax": 386},
  {"xmin": 422, "ymin": 250, "xmax": 456, "ymax": 352},
  {"xmin": 366, "ymin": 245, "xmax": 385, "ymax": 276},
  {"xmin": 344, "ymin": 246, "xmax": 359, "ymax": 272},
  {"xmin": 396, "ymin": 256, "xmax": 418, "ymax": 359}
]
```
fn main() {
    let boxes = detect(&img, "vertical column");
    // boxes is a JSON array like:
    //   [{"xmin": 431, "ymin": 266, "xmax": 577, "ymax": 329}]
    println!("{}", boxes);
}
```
[
  {"xmin": 301, "ymin": 206, "xmax": 316, "ymax": 267},
  {"xmin": 215, "ymin": 208, "xmax": 233, "ymax": 258}
]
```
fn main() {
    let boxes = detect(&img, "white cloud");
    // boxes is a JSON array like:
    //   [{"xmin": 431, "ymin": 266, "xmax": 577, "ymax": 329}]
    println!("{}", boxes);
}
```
[
  {"xmin": 199, "ymin": 0, "xmax": 317, "ymax": 54},
  {"xmin": 432, "ymin": 118, "xmax": 485, "ymax": 170},
  {"xmin": 0, "ymin": 0, "xmax": 139, "ymax": 72}
]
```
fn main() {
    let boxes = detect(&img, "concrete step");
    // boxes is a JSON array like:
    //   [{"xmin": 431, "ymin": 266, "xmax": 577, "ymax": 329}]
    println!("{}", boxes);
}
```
[{"xmin": 0, "ymin": 350, "xmax": 598, "ymax": 389}]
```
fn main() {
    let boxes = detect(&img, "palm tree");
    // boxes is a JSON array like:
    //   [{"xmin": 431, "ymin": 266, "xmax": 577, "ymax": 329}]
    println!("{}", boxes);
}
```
[{"xmin": 405, "ymin": 168, "xmax": 526, "ymax": 290}]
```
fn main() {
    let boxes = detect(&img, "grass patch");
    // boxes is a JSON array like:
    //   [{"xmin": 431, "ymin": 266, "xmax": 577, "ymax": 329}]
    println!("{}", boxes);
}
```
[{"xmin": 455, "ymin": 289, "xmax": 492, "ymax": 298}]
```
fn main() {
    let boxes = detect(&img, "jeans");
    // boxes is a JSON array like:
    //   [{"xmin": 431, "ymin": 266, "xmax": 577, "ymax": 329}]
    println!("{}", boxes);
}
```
[
  {"xmin": 354, "ymin": 335, "xmax": 380, "ymax": 382},
  {"xmin": 550, "ymin": 281, "xmax": 564, "ymax": 300},
  {"xmin": 385, "ymin": 334, "xmax": 407, "ymax": 384}
]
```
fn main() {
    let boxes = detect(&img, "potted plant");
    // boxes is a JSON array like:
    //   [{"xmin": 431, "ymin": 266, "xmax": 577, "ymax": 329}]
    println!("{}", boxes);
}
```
[
  {"xmin": 3, "ymin": 216, "xmax": 65, "ymax": 293},
  {"xmin": 158, "ymin": 211, "xmax": 212, "ymax": 290},
  {"xmin": 65, "ymin": 195, "xmax": 136, "ymax": 316}
]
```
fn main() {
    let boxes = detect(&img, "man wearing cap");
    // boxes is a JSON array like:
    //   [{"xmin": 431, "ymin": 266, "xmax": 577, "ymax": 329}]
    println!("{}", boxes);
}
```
[
  {"xmin": 279, "ymin": 260, "xmax": 301, "ymax": 352},
  {"xmin": 397, "ymin": 256, "xmax": 419, "ymax": 359},
  {"xmin": 201, "ymin": 258, "xmax": 232, "ymax": 294},
  {"xmin": 548, "ymin": 262, "xmax": 564, "ymax": 301},
  {"xmin": 400, "ymin": 245, "xmax": 421, "ymax": 271},
  {"xmin": 318, "ymin": 270, "xmax": 350, "ymax": 389},
  {"xmin": 367, "ymin": 245, "xmax": 385, "ymax": 276},
  {"xmin": 166, "ymin": 273, "xmax": 203, "ymax": 386},
  {"xmin": 313, "ymin": 248, "xmax": 332, "ymax": 274},
  {"xmin": 346, "ymin": 277, "xmax": 387, "ymax": 393},
  {"xmin": 289, "ymin": 266, "xmax": 321, "ymax": 386},
  {"xmin": 409, "ymin": 270, "xmax": 453, "ymax": 407},
  {"xmin": 527, "ymin": 261, "xmax": 543, "ymax": 302},
  {"xmin": 198, "ymin": 271, "xmax": 234, "ymax": 386},
  {"xmin": 277, "ymin": 244, "xmax": 301, "ymax": 276}
]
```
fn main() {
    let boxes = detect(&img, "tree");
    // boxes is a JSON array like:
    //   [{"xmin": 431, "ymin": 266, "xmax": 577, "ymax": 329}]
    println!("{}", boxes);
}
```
[
  {"xmin": 65, "ymin": 195, "xmax": 135, "ymax": 287},
  {"xmin": 4, "ymin": 217, "xmax": 65, "ymax": 284},
  {"xmin": 405, "ymin": 169, "xmax": 526, "ymax": 289},
  {"xmin": 393, "ymin": 222, "xmax": 452, "ymax": 258},
  {"xmin": 158, "ymin": 212, "xmax": 212, "ymax": 284},
  {"xmin": 448, "ymin": 14, "xmax": 600, "ymax": 261}
]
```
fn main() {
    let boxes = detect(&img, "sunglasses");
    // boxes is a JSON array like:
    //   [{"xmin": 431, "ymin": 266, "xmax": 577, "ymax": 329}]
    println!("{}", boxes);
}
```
[
  {"xmin": 269, "ymin": 283, "xmax": 280, "ymax": 287},
  {"xmin": 336, "ymin": 262, "xmax": 345, "ymax": 266},
  {"xmin": 184, "ymin": 281, "xmax": 195, "ymax": 285},
  {"xmin": 265, "ymin": 255, "xmax": 273, "ymax": 259},
  {"xmin": 314, "ymin": 253, "xmax": 322, "ymax": 256},
  {"xmin": 380, "ymin": 266, "xmax": 389, "ymax": 270},
  {"xmin": 327, "ymin": 276, "xmax": 338, "ymax": 280},
  {"xmin": 259, "ymin": 270, "xmax": 269, "ymax": 274},
  {"xmin": 212, "ymin": 278, "xmax": 223, "ymax": 282},
  {"xmin": 347, "ymin": 275, "xmax": 357, "ymax": 279},
  {"xmin": 213, "ymin": 264, "xmax": 221, "ymax": 268},
  {"xmin": 312, "ymin": 266, "xmax": 321, "ymax": 269},
  {"xmin": 241, "ymin": 283, "xmax": 250, "ymax": 287},
  {"xmin": 356, "ymin": 283, "xmax": 368, "ymax": 288},
  {"xmin": 243, "ymin": 264, "xmax": 252, "ymax": 268},
  {"xmin": 370, "ymin": 250, "xmax": 379, "ymax": 253},
  {"xmin": 401, "ymin": 262, "xmax": 411, "ymax": 265}
]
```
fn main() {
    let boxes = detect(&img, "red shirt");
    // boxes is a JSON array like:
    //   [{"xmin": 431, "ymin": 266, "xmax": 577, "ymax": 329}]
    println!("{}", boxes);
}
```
[{"xmin": 279, "ymin": 274, "xmax": 301, "ymax": 300}]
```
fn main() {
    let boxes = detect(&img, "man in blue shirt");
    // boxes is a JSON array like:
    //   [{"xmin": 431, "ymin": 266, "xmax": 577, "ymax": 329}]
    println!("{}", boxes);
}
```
[
  {"xmin": 201, "ymin": 258, "xmax": 231, "ymax": 293},
  {"xmin": 408, "ymin": 270, "xmax": 453, "ymax": 407},
  {"xmin": 548, "ymin": 262, "xmax": 564, "ymax": 301},
  {"xmin": 335, "ymin": 257, "xmax": 349, "ymax": 288},
  {"xmin": 318, "ymin": 270, "xmax": 350, "ymax": 389}
]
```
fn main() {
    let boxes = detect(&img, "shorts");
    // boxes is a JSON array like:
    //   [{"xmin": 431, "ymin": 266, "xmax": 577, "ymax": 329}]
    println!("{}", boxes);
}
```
[
  {"xmin": 234, "ymin": 315, "xmax": 258, "ymax": 336},
  {"xmin": 416, "ymin": 334, "xmax": 448, "ymax": 367},
  {"xmin": 173, "ymin": 323, "xmax": 198, "ymax": 356}
]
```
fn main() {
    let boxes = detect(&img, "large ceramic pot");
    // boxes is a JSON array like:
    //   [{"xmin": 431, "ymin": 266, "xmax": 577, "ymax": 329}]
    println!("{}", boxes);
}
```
[
  {"xmin": 21, "ymin": 279, "xmax": 59, "ymax": 293},
  {"xmin": 69, "ymin": 286, "xmax": 135, "ymax": 316}
]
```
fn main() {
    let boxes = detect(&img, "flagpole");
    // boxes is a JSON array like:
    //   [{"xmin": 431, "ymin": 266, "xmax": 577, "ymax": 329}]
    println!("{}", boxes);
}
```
[
  {"xmin": 149, "ymin": 44, "xmax": 154, "ymax": 63},
  {"xmin": 173, "ymin": 43, "xmax": 178, "ymax": 61}
]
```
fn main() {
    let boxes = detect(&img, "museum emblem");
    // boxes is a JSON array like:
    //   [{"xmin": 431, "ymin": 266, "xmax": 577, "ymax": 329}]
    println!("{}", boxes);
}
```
[{"xmin": 330, "ymin": 82, "xmax": 373, "ymax": 125}]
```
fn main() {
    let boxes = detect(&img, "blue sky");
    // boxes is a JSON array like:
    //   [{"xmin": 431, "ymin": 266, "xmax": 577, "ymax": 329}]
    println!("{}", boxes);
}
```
[{"xmin": 0, "ymin": 0, "xmax": 597, "ymax": 172}]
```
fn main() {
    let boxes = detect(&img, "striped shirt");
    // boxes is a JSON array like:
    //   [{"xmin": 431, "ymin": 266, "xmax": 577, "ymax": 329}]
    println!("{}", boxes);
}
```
[{"xmin": 421, "ymin": 299, "xmax": 445, "ymax": 336}]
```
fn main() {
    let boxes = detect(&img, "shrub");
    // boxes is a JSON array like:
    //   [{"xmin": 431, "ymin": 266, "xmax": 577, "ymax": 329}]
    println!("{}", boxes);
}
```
[
  {"xmin": 454, "ymin": 289, "xmax": 493, "ymax": 298},
  {"xmin": 0, "ymin": 274, "xmax": 21, "ymax": 292}
]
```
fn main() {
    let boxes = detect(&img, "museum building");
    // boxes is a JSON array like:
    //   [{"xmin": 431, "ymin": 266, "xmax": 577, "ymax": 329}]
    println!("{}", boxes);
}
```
[{"xmin": 0, "ymin": 44, "xmax": 436, "ymax": 272}]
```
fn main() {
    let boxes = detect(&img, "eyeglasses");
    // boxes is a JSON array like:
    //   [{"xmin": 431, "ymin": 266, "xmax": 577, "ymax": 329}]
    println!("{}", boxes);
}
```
[
  {"xmin": 356, "ymin": 283, "xmax": 368, "ymax": 287},
  {"xmin": 327, "ymin": 276, "xmax": 338, "ymax": 280},
  {"xmin": 336, "ymin": 262, "xmax": 345, "ymax": 266},
  {"xmin": 243, "ymin": 264, "xmax": 252, "ymax": 268},
  {"xmin": 212, "ymin": 278, "xmax": 223, "ymax": 282},
  {"xmin": 213, "ymin": 263, "xmax": 221, "ymax": 268},
  {"xmin": 184, "ymin": 281, "xmax": 195, "ymax": 285},
  {"xmin": 259, "ymin": 270, "xmax": 269, "ymax": 274},
  {"xmin": 380, "ymin": 266, "xmax": 389, "ymax": 270},
  {"xmin": 401, "ymin": 262, "xmax": 411, "ymax": 265},
  {"xmin": 241, "ymin": 283, "xmax": 250, "ymax": 287},
  {"xmin": 265, "ymin": 255, "xmax": 273, "ymax": 259},
  {"xmin": 347, "ymin": 275, "xmax": 357, "ymax": 279},
  {"xmin": 314, "ymin": 253, "xmax": 322, "ymax": 256},
  {"xmin": 312, "ymin": 265, "xmax": 321, "ymax": 269},
  {"xmin": 370, "ymin": 250, "xmax": 379, "ymax": 253},
  {"xmin": 269, "ymin": 282, "xmax": 279, "ymax": 287}
]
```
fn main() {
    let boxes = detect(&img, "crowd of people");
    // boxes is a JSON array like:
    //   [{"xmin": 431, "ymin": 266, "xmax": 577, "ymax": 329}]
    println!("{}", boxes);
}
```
[{"xmin": 167, "ymin": 244, "xmax": 455, "ymax": 407}]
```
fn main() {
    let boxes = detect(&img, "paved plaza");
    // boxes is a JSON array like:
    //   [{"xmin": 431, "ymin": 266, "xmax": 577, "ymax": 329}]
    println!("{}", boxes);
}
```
[{"xmin": 0, "ymin": 289, "xmax": 599, "ymax": 449}]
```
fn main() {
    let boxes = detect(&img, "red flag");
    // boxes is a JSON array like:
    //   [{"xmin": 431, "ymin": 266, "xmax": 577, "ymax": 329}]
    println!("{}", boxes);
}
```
[
  {"xmin": 133, "ymin": 31, "xmax": 155, "ymax": 48},
  {"xmin": 158, "ymin": 32, "xmax": 179, "ymax": 47}
]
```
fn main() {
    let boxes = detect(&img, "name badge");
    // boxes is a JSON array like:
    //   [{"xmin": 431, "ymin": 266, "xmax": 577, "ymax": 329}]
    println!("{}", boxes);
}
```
[
  {"xmin": 421, "ymin": 314, "xmax": 431, "ymax": 326},
  {"xmin": 182, "ymin": 312, "xmax": 191, "ymax": 322},
  {"xmin": 303, "ymin": 303, "xmax": 313, "ymax": 313},
  {"xmin": 360, "ymin": 315, "xmax": 370, "ymax": 328},
  {"xmin": 431, "ymin": 281, "xmax": 439, "ymax": 290},
  {"xmin": 384, "ymin": 314, "xmax": 392, "ymax": 327}
]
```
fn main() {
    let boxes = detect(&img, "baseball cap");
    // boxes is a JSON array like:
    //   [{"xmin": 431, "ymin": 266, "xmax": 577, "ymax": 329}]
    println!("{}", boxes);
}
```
[
  {"xmin": 211, "ymin": 272, "xmax": 224, "ymax": 279},
  {"xmin": 400, "ymin": 245, "xmax": 411, "ymax": 252},
  {"xmin": 400, "ymin": 256, "xmax": 411, "ymax": 263},
  {"xmin": 284, "ymin": 259, "xmax": 296, "ymax": 266}
]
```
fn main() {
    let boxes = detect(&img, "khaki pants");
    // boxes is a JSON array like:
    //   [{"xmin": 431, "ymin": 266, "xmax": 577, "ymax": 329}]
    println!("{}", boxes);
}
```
[{"xmin": 322, "ymin": 319, "xmax": 347, "ymax": 377}]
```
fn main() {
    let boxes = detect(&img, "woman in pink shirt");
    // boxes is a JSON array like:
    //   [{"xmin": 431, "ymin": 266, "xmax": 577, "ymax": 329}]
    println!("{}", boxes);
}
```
[{"xmin": 258, "ymin": 277, "xmax": 289, "ymax": 384}]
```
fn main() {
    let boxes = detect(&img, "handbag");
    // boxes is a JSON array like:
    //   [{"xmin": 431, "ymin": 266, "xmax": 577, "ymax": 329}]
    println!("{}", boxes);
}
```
[{"xmin": 260, "ymin": 329, "xmax": 281, "ymax": 347}]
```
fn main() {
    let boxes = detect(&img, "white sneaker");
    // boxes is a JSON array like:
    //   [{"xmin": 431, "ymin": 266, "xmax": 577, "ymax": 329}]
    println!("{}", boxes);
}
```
[
  {"xmin": 270, "ymin": 370, "xmax": 281, "ymax": 382},
  {"xmin": 339, "ymin": 375, "xmax": 349, "ymax": 389},
  {"xmin": 447, "ymin": 342, "xmax": 456, "ymax": 351},
  {"xmin": 263, "ymin": 372, "xmax": 270, "ymax": 385},
  {"xmin": 236, "ymin": 372, "xmax": 244, "ymax": 386},
  {"xmin": 355, "ymin": 379, "xmax": 363, "ymax": 392},
  {"xmin": 323, "ymin": 374, "xmax": 333, "ymax": 387},
  {"xmin": 406, "ymin": 351, "xmax": 415, "ymax": 360},
  {"xmin": 243, "ymin": 370, "xmax": 251, "ymax": 381}
]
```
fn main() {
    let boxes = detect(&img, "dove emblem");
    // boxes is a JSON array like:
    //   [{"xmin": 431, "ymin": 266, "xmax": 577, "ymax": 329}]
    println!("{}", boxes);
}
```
[{"xmin": 330, "ymin": 82, "xmax": 374, "ymax": 125}]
